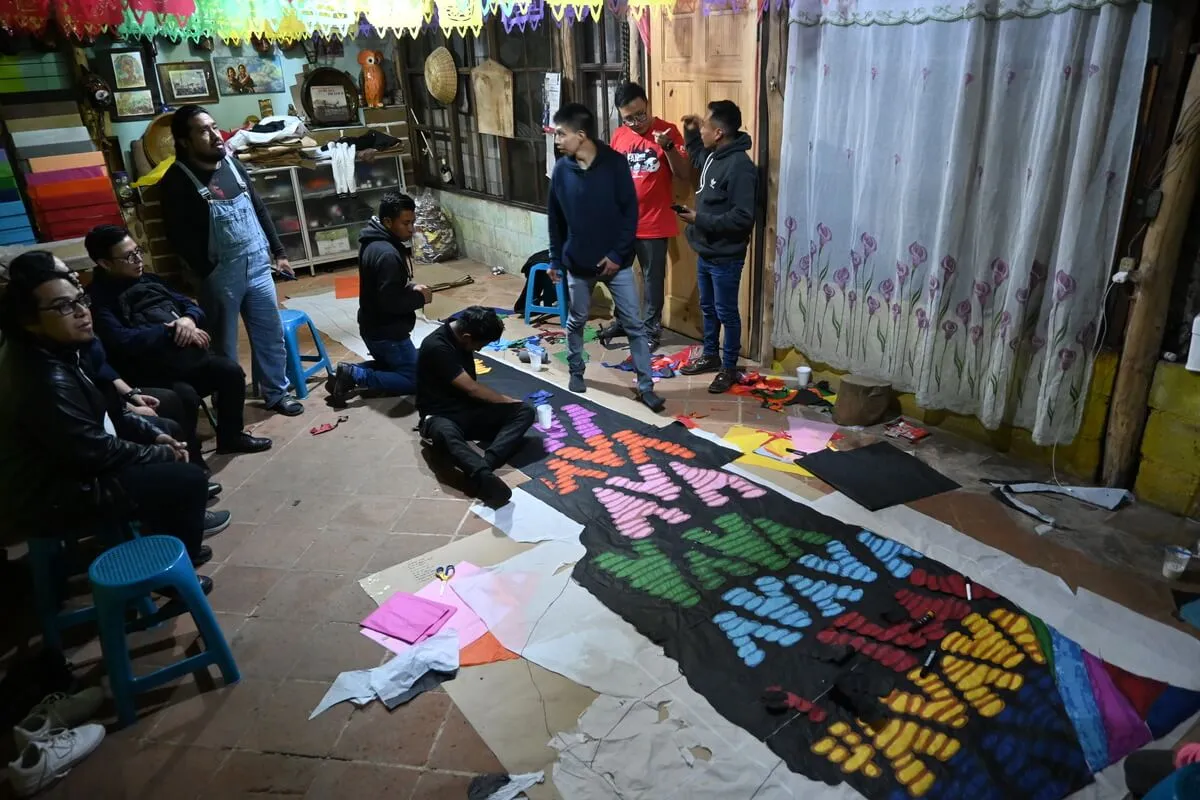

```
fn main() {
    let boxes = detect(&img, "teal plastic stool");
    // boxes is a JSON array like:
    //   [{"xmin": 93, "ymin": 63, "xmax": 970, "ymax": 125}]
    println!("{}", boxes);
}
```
[
  {"xmin": 523, "ymin": 263, "xmax": 569, "ymax": 325},
  {"xmin": 89, "ymin": 535, "xmax": 239, "ymax": 727},
  {"xmin": 279, "ymin": 308, "xmax": 334, "ymax": 399}
]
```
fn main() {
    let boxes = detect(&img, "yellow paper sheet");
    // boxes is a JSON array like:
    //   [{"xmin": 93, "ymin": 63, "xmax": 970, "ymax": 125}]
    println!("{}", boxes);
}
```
[{"xmin": 722, "ymin": 424, "xmax": 812, "ymax": 477}]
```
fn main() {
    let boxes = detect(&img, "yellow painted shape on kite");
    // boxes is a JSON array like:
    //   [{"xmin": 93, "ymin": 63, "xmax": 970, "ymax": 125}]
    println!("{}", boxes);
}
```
[
  {"xmin": 474, "ymin": 358, "xmax": 492, "ymax": 374},
  {"xmin": 989, "ymin": 608, "xmax": 1046, "ymax": 664},
  {"xmin": 722, "ymin": 425, "xmax": 813, "ymax": 477}
]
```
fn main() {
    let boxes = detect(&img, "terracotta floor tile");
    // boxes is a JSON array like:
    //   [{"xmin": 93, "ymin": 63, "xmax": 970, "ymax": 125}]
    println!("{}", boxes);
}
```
[
  {"xmin": 209, "ymin": 750, "xmax": 321, "ymax": 796},
  {"xmin": 332, "ymin": 495, "xmax": 411, "ymax": 530},
  {"xmin": 205, "ymin": 566, "xmax": 288, "ymax": 615},
  {"xmin": 296, "ymin": 526, "xmax": 388, "ymax": 573},
  {"xmin": 392, "ymin": 498, "xmax": 471, "ymax": 535},
  {"xmin": 265, "ymin": 493, "xmax": 353, "ymax": 529},
  {"xmin": 256, "ymin": 570, "xmax": 375, "ymax": 623},
  {"xmin": 206, "ymin": 453, "xmax": 269, "ymax": 492},
  {"xmin": 288, "ymin": 621, "xmax": 388, "ymax": 680},
  {"xmin": 332, "ymin": 691, "xmax": 451, "ymax": 765},
  {"xmin": 411, "ymin": 770, "xmax": 474, "ymax": 800},
  {"xmin": 128, "ymin": 610, "xmax": 246, "ymax": 671},
  {"xmin": 365, "ymin": 534, "xmax": 453, "ymax": 574},
  {"xmin": 354, "ymin": 466, "xmax": 428, "ymax": 497},
  {"xmin": 239, "ymin": 679, "xmax": 352, "ymax": 757},
  {"xmin": 427, "ymin": 704, "xmax": 505, "ymax": 773},
  {"xmin": 304, "ymin": 761, "xmax": 421, "ymax": 800},
  {"xmin": 217, "ymin": 486, "xmax": 290, "ymax": 525},
  {"xmin": 206, "ymin": 522, "xmax": 255, "ymax": 564},
  {"xmin": 224, "ymin": 523, "xmax": 319, "ymax": 569},
  {"xmin": 227, "ymin": 617, "xmax": 316, "ymax": 679},
  {"xmin": 76, "ymin": 741, "xmax": 226, "ymax": 800},
  {"xmin": 145, "ymin": 677, "xmax": 277, "ymax": 748}
]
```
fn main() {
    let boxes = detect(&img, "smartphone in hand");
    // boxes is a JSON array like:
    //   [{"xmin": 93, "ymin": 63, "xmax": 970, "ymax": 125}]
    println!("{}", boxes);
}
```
[{"xmin": 671, "ymin": 204, "xmax": 688, "ymax": 214}]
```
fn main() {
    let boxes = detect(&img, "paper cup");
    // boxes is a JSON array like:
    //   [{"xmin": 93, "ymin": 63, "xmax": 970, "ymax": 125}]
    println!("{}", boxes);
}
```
[
  {"xmin": 1163, "ymin": 545, "xmax": 1191, "ymax": 580},
  {"xmin": 536, "ymin": 403, "xmax": 553, "ymax": 428},
  {"xmin": 529, "ymin": 349, "xmax": 544, "ymax": 370},
  {"xmin": 796, "ymin": 366, "xmax": 812, "ymax": 387}
]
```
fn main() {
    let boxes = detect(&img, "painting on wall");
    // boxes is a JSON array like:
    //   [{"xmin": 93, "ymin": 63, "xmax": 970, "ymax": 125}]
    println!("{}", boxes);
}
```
[
  {"xmin": 110, "ymin": 50, "xmax": 146, "ymax": 90},
  {"xmin": 213, "ymin": 55, "xmax": 285, "ymax": 96},
  {"xmin": 114, "ymin": 90, "xmax": 156, "ymax": 120},
  {"xmin": 156, "ymin": 61, "xmax": 219, "ymax": 105}
]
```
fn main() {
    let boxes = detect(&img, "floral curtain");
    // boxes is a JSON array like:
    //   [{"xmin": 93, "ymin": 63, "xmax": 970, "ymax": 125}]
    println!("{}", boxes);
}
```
[{"xmin": 773, "ymin": 0, "xmax": 1150, "ymax": 444}]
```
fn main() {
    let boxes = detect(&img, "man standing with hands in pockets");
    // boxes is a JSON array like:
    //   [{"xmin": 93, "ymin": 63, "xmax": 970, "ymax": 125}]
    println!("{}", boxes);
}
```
[{"xmin": 547, "ymin": 103, "xmax": 665, "ymax": 412}]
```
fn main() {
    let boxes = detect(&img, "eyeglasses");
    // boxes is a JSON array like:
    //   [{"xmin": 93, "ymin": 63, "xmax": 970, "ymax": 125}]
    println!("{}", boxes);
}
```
[
  {"xmin": 622, "ymin": 111, "xmax": 649, "ymax": 126},
  {"xmin": 112, "ymin": 247, "xmax": 144, "ymax": 264},
  {"xmin": 39, "ymin": 294, "xmax": 91, "ymax": 317}
]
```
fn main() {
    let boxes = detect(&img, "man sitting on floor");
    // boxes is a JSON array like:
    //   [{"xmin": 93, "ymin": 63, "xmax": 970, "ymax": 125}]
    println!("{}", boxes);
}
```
[
  {"xmin": 416, "ymin": 306, "xmax": 534, "ymax": 508},
  {"xmin": 84, "ymin": 224, "xmax": 271, "ymax": 455},
  {"xmin": 0, "ymin": 252, "xmax": 225, "ymax": 585},
  {"xmin": 327, "ymin": 192, "xmax": 431, "ymax": 407}
]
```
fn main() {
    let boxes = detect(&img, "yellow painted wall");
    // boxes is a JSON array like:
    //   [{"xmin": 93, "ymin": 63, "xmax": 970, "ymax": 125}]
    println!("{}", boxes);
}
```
[
  {"xmin": 1134, "ymin": 362, "xmax": 1200, "ymax": 514},
  {"xmin": 771, "ymin": 348, "xmax": 1117, "ymax": 481}
]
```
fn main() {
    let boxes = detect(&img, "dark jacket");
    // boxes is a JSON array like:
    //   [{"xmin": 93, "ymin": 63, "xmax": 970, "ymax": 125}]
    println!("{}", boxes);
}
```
[
  {"xmin": 159, "ymin": 157, "xmax": 286, "ymax": 279},
  {"xmin": 0, "ymin": 338, "xmax": 174, "ymax": 543},
  {"xmin": 684, "ymin": 128, "xmax": 757, "ymax": 263},
  {"xmin": 357, "ymin": 217, "xmax": 425, "ymax": 341},
  {"xmin": 88, "ymin": 270, "xmax": 205, "ymax": 366},
  {"xmin": 547, "ymin": 143, "xmax": 638, "ymax": 278}
]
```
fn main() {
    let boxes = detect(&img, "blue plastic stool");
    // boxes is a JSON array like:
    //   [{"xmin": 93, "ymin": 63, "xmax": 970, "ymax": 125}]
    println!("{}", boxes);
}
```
[
  {"xmin": 523, "ymin": 263, "xmax": 569, "ymax": 326},
  {"xmin": 1145, "ymin": 763, "xmax": 1200, "ymax": 799},
  {"xmin": 89, "ymin": 535, "xmax": 239, "ymax": 726},
  {"xmin": 279, "ymin": 309, "xmax": 334, "ymax": 399},
  {"xmin": 29, "ymin": 529, "xmax": 158, "ymax": 651}
]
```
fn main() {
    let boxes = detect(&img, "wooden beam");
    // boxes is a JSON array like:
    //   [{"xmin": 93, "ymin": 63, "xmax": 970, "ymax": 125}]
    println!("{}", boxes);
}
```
[
  {"xmin": 628, "ymin": 15, "xmax": 644, "ymax": 85},
  {"xmin": 1103, "ymin": 54, "xmax": 1200, "ymax": 488},
  {"xmin": 757, "ymin": 5, "xmax": 787, "ymax": 364}
]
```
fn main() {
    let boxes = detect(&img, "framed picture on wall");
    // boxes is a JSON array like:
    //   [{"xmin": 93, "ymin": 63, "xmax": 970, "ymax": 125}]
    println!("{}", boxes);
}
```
[
  {"xmin": 114, "ymin": 90, "xmax": 156, "ymax": 120},
  {"xmin": 110, "ymin": 50, "xmax": 147, "ymax": 90},
  {"xmin": 212, "ymin": 54, "xmax": 285, "ymax": 96},
  {"xmin": 156, "ymin": 61, "xmax": 219, "ymax": 105}
]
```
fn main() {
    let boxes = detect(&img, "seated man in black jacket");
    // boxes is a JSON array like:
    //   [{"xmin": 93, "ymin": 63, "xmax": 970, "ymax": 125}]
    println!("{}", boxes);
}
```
[
  {"xmin": 326, "ymin": 193, "xmax": 431, "ymax": 407},
  {"xmin": 0, "ymin": 252, "xmax": 226, "ymax": 579},
  {"xmin": 84, "ymin": 224, "xmax": 271, "ymax": 455},
  {"xmin": 416, "ymin": 306, "xmax": 534, "ymax": 508}
]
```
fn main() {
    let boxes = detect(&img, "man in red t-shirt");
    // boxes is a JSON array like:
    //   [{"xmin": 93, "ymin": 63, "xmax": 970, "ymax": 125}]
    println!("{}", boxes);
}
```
[{"xmin": 604, "ymin": 82, "xmax": 691, "ymax": 350}]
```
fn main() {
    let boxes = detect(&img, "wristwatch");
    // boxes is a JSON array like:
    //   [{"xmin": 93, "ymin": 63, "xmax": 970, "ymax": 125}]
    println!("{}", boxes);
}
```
[{"xmin": 123, "ymin": 388, "xmax": 141, "ymax": 403}]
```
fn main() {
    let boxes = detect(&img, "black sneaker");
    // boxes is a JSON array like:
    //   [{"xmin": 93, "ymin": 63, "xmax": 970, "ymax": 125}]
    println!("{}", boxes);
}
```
[
  {"xmin": 207, "ymin": 482, "xmax": 223, "ymax": 500},
  {"xmin": 267, "ymin": 396, "xmax": 304, "ymax": 416},
  {"xmin": 680, "ymin": 354, "xmax": 721, "ymax": 376},
  {"xmin": 216, "ymin": 432, "xmax": 273, "ymax": 454},
  {"xmin": 708, "ymin": 369, "xmax": 737, "ymax": 394},
  {"xmin": 203, "ymin": 510, "xmax": 231, "ymax": 538},
  {"xmin": 640, "ymin": 390, "xmax": 666, "ymax": 413},
  {"xmin": 597, "ymin": 322, "xmax": 624, "ymax": 349},
  {"xmin": 568, "ymin": 373, "xmax": 586, "ymax": 393},
  {"xmin": 325, "ymin": 363, "xmax": 358, "ymax": 408},
  {"xmin": 191, "ymin": 545, "xmax": 213, "ymax": 568},
  {"xmin": 474, "ymin": 469, "xmax": 512, "ymax": 508}
]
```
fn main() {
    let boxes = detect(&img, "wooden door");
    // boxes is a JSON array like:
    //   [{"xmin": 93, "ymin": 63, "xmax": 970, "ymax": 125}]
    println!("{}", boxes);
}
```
[{"xmin": 650, "ymin": 2, "xmax": 760, "ymax": 344}]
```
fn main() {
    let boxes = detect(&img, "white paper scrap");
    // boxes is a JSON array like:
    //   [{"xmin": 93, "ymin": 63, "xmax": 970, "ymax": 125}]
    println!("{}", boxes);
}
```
[
  {"xmin": 484, "ymin": 771, "xmax": 545, "ymax": 800},
  {"xmin": 309, "ymin": 628, "xmax": 459, "ymax": 719},
  {"xmin": 470, "ymin": 487, "xmax": 585, "ymax": 545}
]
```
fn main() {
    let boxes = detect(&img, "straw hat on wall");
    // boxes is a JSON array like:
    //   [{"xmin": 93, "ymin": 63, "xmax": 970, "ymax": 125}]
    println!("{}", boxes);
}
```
[{"xmin": 424, "ymin": 46, "xmax": 457, "ymax": 106}]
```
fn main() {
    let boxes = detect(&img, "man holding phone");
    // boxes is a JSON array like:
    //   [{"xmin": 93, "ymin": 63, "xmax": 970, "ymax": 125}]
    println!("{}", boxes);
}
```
[
  {"xmin": 548, "ymin": 103, "xmax": 665, "ymax": 412},
  {"xmin": 603, "ymin": 82, "xmax": 690, "ymax": 351},
  {"xmin": 675, "ymin": 100, "xmax": 757, "ymax": 394}
]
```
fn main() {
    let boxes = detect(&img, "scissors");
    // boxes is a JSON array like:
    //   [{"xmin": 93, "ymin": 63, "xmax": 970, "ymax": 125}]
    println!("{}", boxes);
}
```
[{"xmin": 434, "ymin": 564, "xmax": 455, "ymax": 595}]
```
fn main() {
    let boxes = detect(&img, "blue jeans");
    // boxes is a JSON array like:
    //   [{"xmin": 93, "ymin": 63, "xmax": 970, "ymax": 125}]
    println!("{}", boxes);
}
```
[
  {"xmin": 201, "ymin": 250, "xmax": 291, "ymax": 406},
  {"xmin": 351, "ymin": 336, "xmax": 418, "ymax": 394},
  {"xmin": 566, "ymin": 267, "xmax": 655, "ymax": 394},
  {"xmin": 697, "ymin": 257, "xmax": 744, "ymax": 371}
]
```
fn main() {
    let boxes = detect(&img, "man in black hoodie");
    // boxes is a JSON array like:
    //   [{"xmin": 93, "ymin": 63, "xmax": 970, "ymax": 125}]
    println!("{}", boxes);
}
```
[
  {"xmin": 676, "ymin": 100, "xmax": 758, "ymax": 394},
  {"xmin": 326, "ymin": 192, "xmax": 431, "ymax": 407}
]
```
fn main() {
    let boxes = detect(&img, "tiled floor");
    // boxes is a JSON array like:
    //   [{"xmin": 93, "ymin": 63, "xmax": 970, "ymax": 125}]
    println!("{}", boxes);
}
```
[{"xmin": 4, "ymin": 257, "xmax": 1199, "ymax": 798}]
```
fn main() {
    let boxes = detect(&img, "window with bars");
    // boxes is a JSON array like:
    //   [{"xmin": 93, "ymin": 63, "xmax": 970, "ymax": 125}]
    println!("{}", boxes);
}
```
[
  {"xmin": 575, "ymin": 14, "xmax": 626, "ymax": 143},
  {"xmin": 399, "ymin": 24, "xmax": 556, "ymax": 209}
]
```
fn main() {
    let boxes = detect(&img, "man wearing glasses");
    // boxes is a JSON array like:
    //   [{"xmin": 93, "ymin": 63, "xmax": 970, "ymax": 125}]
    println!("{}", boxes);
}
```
[
  {"xmin": 603, "ymin": 82, "xmax": 691, "ymax": 352},
  {"xmin": 84, "ymin": 224, "xmax": 272, "ymax": 456}
]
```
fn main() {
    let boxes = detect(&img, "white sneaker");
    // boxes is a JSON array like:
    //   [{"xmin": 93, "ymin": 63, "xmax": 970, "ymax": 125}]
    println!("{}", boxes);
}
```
[
  {"xmin": 7, "ymin": 724, "xmax": 105, "ymax": 797},
  {"xmin": 13, "ymin": 688, "xmax": 104, "ymax": 749}
]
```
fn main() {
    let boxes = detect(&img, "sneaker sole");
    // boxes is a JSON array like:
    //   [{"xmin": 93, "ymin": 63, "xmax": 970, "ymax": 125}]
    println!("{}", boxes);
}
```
[{"xmin": 203, "ymin": 516, "xmax": 232, "ymax": 538}]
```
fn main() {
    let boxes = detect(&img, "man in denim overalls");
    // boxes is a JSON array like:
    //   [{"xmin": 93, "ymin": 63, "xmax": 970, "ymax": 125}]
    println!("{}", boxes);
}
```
[{"xmin": 160, "ymin": 105, "xmax": 303, "ymax": 416}]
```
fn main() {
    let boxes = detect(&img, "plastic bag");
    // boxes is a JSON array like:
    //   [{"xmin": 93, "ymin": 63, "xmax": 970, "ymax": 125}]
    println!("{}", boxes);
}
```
[{"xmin": 412, "ymin": 188, "xmax": 458, "ymax": 263}]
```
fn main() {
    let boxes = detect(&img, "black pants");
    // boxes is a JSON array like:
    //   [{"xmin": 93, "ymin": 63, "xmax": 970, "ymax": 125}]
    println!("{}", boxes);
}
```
[
  {"xmin": 1125, "ymin": 749, "xmax": 1177, "ymax": 798},
  {"xmin": 421, "ymin": 403, "xmax": 535, "ymax": 478},
  {"xmin": 113, "ymin": 461, "xmax": 207, "ymax": 558},
  {"xmin": 130, "ymin": 352, "xmax": 247, "ymax": 445},
  {"xmin": 140, "ymin": 387, "xmax": 202, "ymax": 467}
]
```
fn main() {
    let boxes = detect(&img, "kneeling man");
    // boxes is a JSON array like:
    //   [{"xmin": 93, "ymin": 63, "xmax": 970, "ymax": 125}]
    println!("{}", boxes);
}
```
[{"xmin": 416, "ymin": 306, "xmax": 534, "ymax": 508}]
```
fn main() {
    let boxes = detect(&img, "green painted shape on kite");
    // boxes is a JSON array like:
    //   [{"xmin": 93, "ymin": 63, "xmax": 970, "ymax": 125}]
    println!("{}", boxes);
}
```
[
  {"xmin": 684, "ymin": 549, "xmax": 757, "ymax": 590},
  {"xmin": 682, "ymin": 513, "xmax": 791, "ymax": 571},
  {"xmin": 754, "ymin": 517, "xmax": 831, "ymax": 558},
  {"xmin": 592, "ymin": 539, "xmax": 701, "ymax": 607}
]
